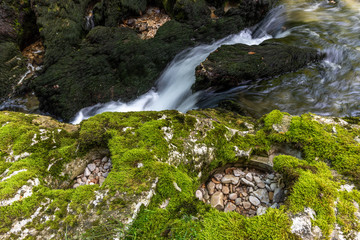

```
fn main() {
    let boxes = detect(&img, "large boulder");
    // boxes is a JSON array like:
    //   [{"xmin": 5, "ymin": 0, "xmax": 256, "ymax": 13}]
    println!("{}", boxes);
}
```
[
  {"xmin": 193, "ymin": 41, "xmax": 324, "ymax": 92},
  {"xmin": 0, "ymin": 109, "xmax": 360, "ymax": 239}
]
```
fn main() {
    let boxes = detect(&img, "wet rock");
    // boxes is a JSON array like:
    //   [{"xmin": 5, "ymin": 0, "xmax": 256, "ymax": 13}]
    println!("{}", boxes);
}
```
[
  {"xmin": 273, "ymin": 188, "xmax": 285, "ymax": 203},
  {"xmin": 221, "ymin": 175, "xmax": 239, "ymax": 185},
  {"xmin": 211, "ymin": 192, "xmax": 224, "ymax": 210},
  {"xmin": 193, "ymin": 42, "xmax": 324, "ymax": 93}
]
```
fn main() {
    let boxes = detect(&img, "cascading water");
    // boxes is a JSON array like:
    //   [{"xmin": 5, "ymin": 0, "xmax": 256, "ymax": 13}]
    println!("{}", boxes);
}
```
[
  {"xmin": 72, "ymin": 0, "xmax": 360, "ymax": 124},
  {"xmin": 71, "ymin": 10, "xmax": 278, "ymax": 124}
]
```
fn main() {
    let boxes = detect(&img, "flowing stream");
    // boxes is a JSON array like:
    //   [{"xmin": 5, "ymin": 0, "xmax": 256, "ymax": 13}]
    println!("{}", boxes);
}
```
[{"xmin": 72, "ymin": 0, "xmax": 360, "ymax": 123}]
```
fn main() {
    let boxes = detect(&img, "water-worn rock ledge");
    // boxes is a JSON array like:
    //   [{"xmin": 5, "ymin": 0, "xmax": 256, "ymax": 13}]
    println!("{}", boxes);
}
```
[
  {"xmin": 193, "ymin": 41, "xmax": 324, "ymax": 92},
  {"xmin": 0, "ymin": 109, "xmax": 359, "ymax": 239}
]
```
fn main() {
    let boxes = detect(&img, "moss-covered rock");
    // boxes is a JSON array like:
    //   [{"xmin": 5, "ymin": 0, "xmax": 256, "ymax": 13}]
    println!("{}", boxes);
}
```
[
  {"xmin": 0, "ymin": 109, "xmax": 359, "ymax": 239},
  {"xmin": 193, "ymin": 41, "xmax": 324, "ymax": 92}
]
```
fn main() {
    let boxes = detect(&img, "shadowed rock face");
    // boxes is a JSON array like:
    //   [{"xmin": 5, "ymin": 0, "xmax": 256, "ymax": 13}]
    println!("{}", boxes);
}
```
[{"xmin": 193, "ymin": 41, "xmax": 325, "ymax": 92}]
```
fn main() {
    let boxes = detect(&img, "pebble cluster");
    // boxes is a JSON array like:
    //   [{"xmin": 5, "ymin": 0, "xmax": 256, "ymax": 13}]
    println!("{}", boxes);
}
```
[
  {"xmin": 196, "ymin": 167, "xmax": 287, "ymax": 217},
  {"xmin": 120, "ymin": 7, "xmax": 171, "ymax": 39},
  {"xmin": 73, "ymin": 157, "xmax": 112, "ymax": 188}
]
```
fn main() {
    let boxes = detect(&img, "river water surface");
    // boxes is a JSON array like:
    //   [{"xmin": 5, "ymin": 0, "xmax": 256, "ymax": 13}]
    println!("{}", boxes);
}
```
[{"xmin": 72, "ymin": 0, "xmax": 360, "ymax": 123}]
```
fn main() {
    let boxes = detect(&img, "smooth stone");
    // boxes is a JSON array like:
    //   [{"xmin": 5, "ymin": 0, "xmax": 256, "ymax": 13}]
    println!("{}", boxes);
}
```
[
  {"xmin": 229, "ymin": 193, "xmax": 237, "ymax": 200},
  {"xmin": 224, "ymin": 202, "xmax": 236, "ymax": 212},
  {"xmin": 222, "ymin": 186, "xmax": 230, "ymax": 195},
  {"xmin": 265, "ymin": 185, "xmax": 272, "ymax": 192},
  {"xmin": 235, "ymin": 198, "xmax": 242, "ymax": 206},
  {"xmin": 101, "ymin": 156, "xmax": 108, "ymax": 163},
  {"xmin": 81, "ymin": 177, "xmax": 87, "ymax": 182},
  {"xmin": 257, "ymin": 181, "xmax": 266, "ymax": 188},
  {"xmin": 243, "ymin": 201, "xmax": 251, "ymax": 209},
  {"xmin": 73, "ymin": 183, "xmax": 80, "ymax": 188},
  {"xmin": 84, "ymin": 167, "xmax": 91, "ymax": 177},
  {"xmin": 211, "ymin": 192, "xmax": 224, "ymax": 210},
  {"xmin": 87, "ymin": 163, "xmax": 96, "ymax": 172},
  {"xmin": 269, "ymin": 191, "xmax": 274, "ymax": 201},
  {"xmin": 257, "ymin": 206, "xmax": 267, "ymax": 216},
  {"xmin": 207, "ymin": 181, "xmax": 216, "ymax": 195},
  {"xmin": 273, "ymin": 188, "xmax": 285, "ymax": 203},
  {"xmin": 221, "ymin": 175, "xmax": 239, "ymax": 185},
  {"xmin": 253, "ymin": 189, "xmax": 270, "ymax": 204},
  {"xmin": 99, "ymin": 176, "xmax": 105, "ymax": 185},
  {"xmin": 268, "ymin": 174, "xmax": 275, "ymax": 180},
  {"xmin": 270, "ymin": 203, "xmax": 279, "ymax": 209},
  {"xmin": 102, "ymin": 172, "xmax": 109, "ymax": 178},
  {"xmin": 233, "ymin": 169, "xmax": 245, "ymax": 177},
  {"xmin": 214, "ymin": 173, "xmax": 223, "ymax": 181},
  {"xmin": 203, "ymin": 189, "xmax": 210, "ymax": 200},
  {"xmin": 248, "ymin": 187, "xmax": 254, "ymax": 193},
  {"xmin": 77, "ymin": 178, "xmax": 83, "ymax": 184},
  {"xmin": 241, "ymin": 178, "xmax": 255, "ymax": 187},
  {"xmin": 265, "ymin": 179, "xmax": 271, "ymax": 185},
  {"xmin": 249, "ymin": 209, "xmax": 256, "ymax": 215},
  {"xmin": 249, "ymin": 196, "xmax": 261, "ymax": 206},
  {"xmin": 216, "ymin": 183, "xmax": 223, "ymax": 190},
  {"xmin": 253, "ymin": 176, "xmax": 261, "ymax": 183},
  {"xmin": 270, "ymin": 183, "xmax": 277, "ymax": 191},
  {"xmin": 245, "ymin": 172, "xmax": 253, "ymax": 182},
  {"xmin": 195, "ymin": 190, "xmax": 203, "ymax": 201}
]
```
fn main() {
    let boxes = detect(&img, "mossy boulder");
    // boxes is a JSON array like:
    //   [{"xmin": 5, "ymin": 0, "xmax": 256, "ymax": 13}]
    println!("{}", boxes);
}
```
[
  {"xmin": 193, "ymin": 41, "xmax": 324, "ymax": 92},
  {"xmin": 1, "ymin": 109, "xmax": 360, "ymax": 239}
]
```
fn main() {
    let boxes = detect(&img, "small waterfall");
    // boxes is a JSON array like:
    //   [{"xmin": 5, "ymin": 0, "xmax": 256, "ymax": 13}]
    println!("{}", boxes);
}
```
[
  {"xmin": 71, "ymin": 24, "xmax": 276, "ymax": 123},
  {"xmin": 85, "ymin": 10, "xmax": 95, "ymax": 31}
]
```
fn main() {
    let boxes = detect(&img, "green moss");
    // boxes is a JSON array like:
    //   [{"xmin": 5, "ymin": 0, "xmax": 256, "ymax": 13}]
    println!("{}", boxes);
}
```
[{"xmin": 337, "ymin": 190, "xmax": 360, "ymax": 235}]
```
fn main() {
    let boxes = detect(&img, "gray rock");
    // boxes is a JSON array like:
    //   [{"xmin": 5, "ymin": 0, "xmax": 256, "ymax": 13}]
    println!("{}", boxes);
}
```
[
  {"xmin": 84, "ymin": 167, "xmax": 91, "ymax": 177},
  {"xmin": 73, "ymin": 183, "xmax": 80, "ymax": 188},
  {"xmin": 273, "ymin": 188, "xmax": 285, "ymax": 203},
  {"xmin": 196, "ymin": 190, "xmax": 203, "ymax": 201},
  {"xmin": 270, "ymin": 183, "xmax": 277, "ymax": 191},
  {"xmin": 207, "ymin": 181, "xmax": 216, "ymax": 195},
  {"xmin": 224, "ymin": 202, "xmax": 236, "ymax": 212},
  {"xmin": 265, "ymin": 179, "xmax": 272, "ymax": 185},
  {"xmin": 82, "ymin": 177, "xmax": 87, "ymax": 182},
  {"xmin": 214, "ymin": 173, "xmax": 223, "ymax": 181},
  {"xmin": 257, "ymin": 206, "xmax": 267, "ymax": 216},
  {"xmin": 245, "ymin": 172, "xmax": 253, "ymax": 182},
  {"xmin": 221, "ymin": 175, "xmax": 239, "ymax": 185},
  {"xmin": 94, "ymin": 167, "xmax": 100, "ymax": 174},
  {"xmin": 216, "ymin": 183, "xmax": 223, "ymax": 190},
  {"xmin": 102, "ymin": 172, "xmax": 109, "ymax": 178},
  {"xmin": 101, "ymin": 156, "xmax": 108, "ymax": 163},
  {"xmin": 211, "ymin": 192, "xmax": 224, "ymax": 210},
  {"xmin": 249, "ymin": 209, "xmax": 256, "ymax": 215},
  {"xmin": 235, "ymin": 198, "xmax": 242, "ymax": 206},
  {"xmin": 257, "ymin": 181, "xmax": 266, "ymax": 189},
  {"xmin": 270, "ymin": 203, "xmax": 279, "ymax": 209},
  {"xmin": 253, "ymin": 176, "xmax": 261, "ymax": 183},
  {"xmin": 268, "ymin": 174, "xmax": 275, "ymax": 180},
  {"xmin": 248, "ymin": 187, "xmax": 254, "ymax": 193},
  {"xmin": 222, "ymin": 186, "xmax": 230, "ymax": 194},
  {"xmin": 229, "ymin": 193, "xmax": 237, "ymax": 200},
  {"xmin": 202, "ymin": 188, "xmax": 210, "ymax": 200},
  {"xmin": 249, "ymin": 196, "xmax": 260, "ymax": 206},
  {"xmin": 87, "ymin": 163, "xmax": 96, "ymax": 172},
  {"xmin": 265, "ymin": 185, "xmax": 272, "ymax": 192},
  {"xmin": 253, "ymin": 189, "xmax": 270, "ymax": 204},
  {"xmin": 233, "ymin": 169, "xmax": 245, "ymax": 177},
  {"xmin": 243, "ymin": 201, "xmax": 251, "ymax": 209},
  {"xmin": 241, "ymin": 178, "xmax": 255, "ymax": 187}
]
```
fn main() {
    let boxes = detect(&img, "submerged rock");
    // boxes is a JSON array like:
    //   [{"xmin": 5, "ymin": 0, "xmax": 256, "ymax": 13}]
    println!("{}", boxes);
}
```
[{"xmin": 193, "ymin": 41, "xmax": 324, "ymax": 92}]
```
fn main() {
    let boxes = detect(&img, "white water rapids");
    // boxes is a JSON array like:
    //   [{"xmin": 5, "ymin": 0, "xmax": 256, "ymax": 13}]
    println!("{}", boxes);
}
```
[{"xmin": 71, "ymin": 29, "xmax": 273, "ymax": 124}]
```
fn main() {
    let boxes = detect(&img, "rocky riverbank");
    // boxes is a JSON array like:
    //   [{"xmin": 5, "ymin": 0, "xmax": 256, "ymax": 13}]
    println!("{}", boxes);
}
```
[{"xmin": 0, "ymin": 109, "xmax": 359, "ymax": 239}]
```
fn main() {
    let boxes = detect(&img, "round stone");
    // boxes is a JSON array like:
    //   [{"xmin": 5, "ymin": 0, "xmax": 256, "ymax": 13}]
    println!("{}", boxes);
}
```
[
  {"xmin": 229, "ymin": 193, "xmax": 237, "ymax": 200},
  {"xmin": 249, "ymin": 196, "xmax": 260, "ymax": 206}
]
